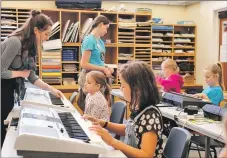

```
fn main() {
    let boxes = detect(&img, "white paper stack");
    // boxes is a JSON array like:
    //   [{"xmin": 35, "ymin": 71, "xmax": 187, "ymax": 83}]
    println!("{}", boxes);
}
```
[{"xmin": 42, "ymin": 39, "xmax": 62, "ymax": 50}]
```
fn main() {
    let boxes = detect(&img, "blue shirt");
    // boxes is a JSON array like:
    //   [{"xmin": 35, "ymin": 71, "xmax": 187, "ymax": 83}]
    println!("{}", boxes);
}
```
[
  {"xmin": 81, "ymin": 34, "xmax": 106, "ymax": 66},
  {"xmin": 202, "ymin": 86, "xmax": 224, "ymax": 105}
]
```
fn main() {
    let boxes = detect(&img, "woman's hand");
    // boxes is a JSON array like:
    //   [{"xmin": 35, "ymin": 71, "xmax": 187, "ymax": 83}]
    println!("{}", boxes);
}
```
[
  {"xmin": 89, "ymin": 124, "xmax": 115, "ymax": 146},
  {"xmin": 108, "ymin": 67, "xmax": 114, "ymax": 74},
  {"xmin": 103, "ymin": 67, "xmax": 112, "ymax": 78},
  {"xmin": 49, "ymin": 86, "xmax": 64, "ymax": 98}
]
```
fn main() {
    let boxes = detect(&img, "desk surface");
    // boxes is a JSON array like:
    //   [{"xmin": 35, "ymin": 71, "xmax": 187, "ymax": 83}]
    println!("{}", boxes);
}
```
[
  {"xmin": 159, "ymin": 107, "xmax": 225, "ymax": 143},
  {"xmin": 111, "ymin": 89, "xmax": 225, "ymax": 143},
  {"xmin": 1, "ymin": 127, "xmax": 126, "ymax": 158},
  {"xmin": 2, "ymin": 91, "xmax": 126, "ymax": 158}
]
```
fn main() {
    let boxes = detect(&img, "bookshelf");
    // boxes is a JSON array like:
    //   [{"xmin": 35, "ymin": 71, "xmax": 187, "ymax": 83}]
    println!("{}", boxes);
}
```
[
  {"xmin": 1, "ymin": 7, "xmax": 197, "ymax": 89},
  {"xmin": 151, "ymin": 24, "xmax": 197, "ymax": 84}
]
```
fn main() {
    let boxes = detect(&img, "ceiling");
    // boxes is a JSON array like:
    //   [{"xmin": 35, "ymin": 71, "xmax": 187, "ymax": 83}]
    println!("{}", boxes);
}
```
[{"xmin": 117, "ymin": 1, "xmax": 199, "ymax": 6}]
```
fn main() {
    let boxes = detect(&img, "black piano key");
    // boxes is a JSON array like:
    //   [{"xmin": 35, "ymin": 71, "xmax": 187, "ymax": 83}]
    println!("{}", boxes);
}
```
[{"xmin": 58, "ymin": 112, "xmax": 89, "ymax": 141}]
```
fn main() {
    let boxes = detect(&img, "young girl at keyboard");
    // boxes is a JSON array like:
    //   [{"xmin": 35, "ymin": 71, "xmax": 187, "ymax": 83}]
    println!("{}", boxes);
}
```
[
  {"xmin": 156, "ymin": 59, "xmax": 184, "ymax": 93},
  {"xmin": 193, "ymin": 64, "xmax": 224, "ymax": 105},
  {"xmin": 83, "ymin": 71, "xmax": 110, "ymax": 121},
  {"xmin": 84, "ymin": 62, "xmax": 164, "ymax": 158}
]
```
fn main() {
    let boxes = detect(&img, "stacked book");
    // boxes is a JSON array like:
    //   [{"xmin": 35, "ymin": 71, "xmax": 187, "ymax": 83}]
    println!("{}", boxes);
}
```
[
  {"xmin": 42, "ymin": 39, "xmax": 62, "ymax": 84},
  {"xmin": 62, "ymin": 64, "xmax": 77, "ymax": 72},
  {"xmin": 62, "ymin": 48, "xmax": 78, "ymax": 61}
]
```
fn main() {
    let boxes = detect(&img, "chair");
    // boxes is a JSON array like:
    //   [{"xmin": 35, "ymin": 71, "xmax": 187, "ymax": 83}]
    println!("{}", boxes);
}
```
[
  {"xmin": 110, "ymin": 101, "xmax": 126, "ymax": 140},
  {"xmin": 188, "ymin": 135, "xmax": 224, "ymax": 158},
  {"xmin": 163, "ymin": 127, "xmax": 191, "ymax": 158},
  {"xmin": 69, "ymin": 92, "xmax": 78, "ymax": 104}
]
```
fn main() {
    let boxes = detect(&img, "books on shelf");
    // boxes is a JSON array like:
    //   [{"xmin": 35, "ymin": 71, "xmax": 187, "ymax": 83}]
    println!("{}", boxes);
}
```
[
  {"xmin": 49, "ymin": 21, "xmax": 60, "ymax": 38},
  {"xmin": 42, "ymin": 39, "xmax": 62, "ymax": 50},
  {"xmin": 42, "ymin": 49, "xmax": 62, "ymax": 84},
  {"xmin": 81, "ymin": 18, "xmax": 93, "ymax": 40},
  {"xmin": 63, "ymin": 21, "xmax": 80, "ymax": 43}
]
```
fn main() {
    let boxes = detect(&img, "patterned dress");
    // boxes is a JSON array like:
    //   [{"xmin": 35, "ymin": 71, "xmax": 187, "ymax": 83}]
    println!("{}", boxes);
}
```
[{"xmin": 84, "ymin": 91, "xmax": 110, "ymax": 121}]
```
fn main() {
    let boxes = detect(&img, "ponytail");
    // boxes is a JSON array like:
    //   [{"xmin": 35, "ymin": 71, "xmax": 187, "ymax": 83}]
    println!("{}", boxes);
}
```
[
  {"xmin": 217, "ymin": 63, "xmax": 224, "ymax": 90},
  {"xmin": 104, "ymin": 83, "xmax": 111, "ymax": 107},
  {"xmin": 205, "ymin": 63, "xmax": 223, "ymax": 90}
]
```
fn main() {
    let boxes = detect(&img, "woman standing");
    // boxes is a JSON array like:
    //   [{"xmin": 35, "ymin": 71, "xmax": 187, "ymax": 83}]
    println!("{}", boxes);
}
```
[
  {"xmin": 78, "ymin": 15, "xmax": 114, "ymax": 111},
  {"xmin": 1, "ymin": 10, "xmax": 63, "ymax": 146}
]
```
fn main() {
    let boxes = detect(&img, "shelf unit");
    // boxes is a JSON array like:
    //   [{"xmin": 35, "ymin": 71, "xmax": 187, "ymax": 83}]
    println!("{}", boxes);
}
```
[
  {"xmin": 1, "ymin": 7, "xmax": 197, "ymax": 87},
  {"xmin": 1, "ymin": 8, "xmax": 152, "ymax": 89},
  {"xmin": 151, "ymin": 24, "xmax": 197, "ymax": 84}
]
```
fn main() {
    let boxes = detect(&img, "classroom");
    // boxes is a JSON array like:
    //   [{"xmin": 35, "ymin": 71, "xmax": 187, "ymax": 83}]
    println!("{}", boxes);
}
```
[{"xmin": 1, "ymin": 0, "xmax": 227, "ymax": 157}]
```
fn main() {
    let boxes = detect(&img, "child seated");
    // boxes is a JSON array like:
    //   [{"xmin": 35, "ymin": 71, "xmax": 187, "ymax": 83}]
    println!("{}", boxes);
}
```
[
  {"xmin": 156, "ymin": 59, "xmax": 184, "ymax": 93},
  {"xmin": 194, "ymin": 64, "xmax": 224, "ymax": 105},
  {"xmin": 83, "ymin": 71, "xmax": 110, "ymax": 121}
]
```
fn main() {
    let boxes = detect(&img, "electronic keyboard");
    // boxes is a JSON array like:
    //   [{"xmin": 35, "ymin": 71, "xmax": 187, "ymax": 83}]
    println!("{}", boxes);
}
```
[
  {"xmin": 21, "ymin": 88, "xmax": 75, "ymax": 112},
  {"xmin": 161, "ymin": 92, "xmax": 211, "ymax": 108},
  {"xmin": 15, "ymin": 104, "xmax": 111, "ymax": 158}
]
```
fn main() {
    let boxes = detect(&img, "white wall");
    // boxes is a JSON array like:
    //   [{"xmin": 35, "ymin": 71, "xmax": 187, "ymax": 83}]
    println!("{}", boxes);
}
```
[{"xmin": 186, "ymin": 1, "xmax": 227, "ymax": 86}]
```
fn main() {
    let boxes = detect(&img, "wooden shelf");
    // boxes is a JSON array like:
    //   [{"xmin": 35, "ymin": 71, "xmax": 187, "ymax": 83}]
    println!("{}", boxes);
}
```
[
  {"xmin": 1, "ymin": 7, "xmax": 198, "ymax": 88},
  {"xmin": 63, "ymin": 43, "xmax": 80, "ymax": 46},
  {"xmin": 152, "ymin": 53, "xmax": 173, "ymax": 56},
  {"xmin": 62, "ymin": 72, "xmax": 79, "ymax": 74},
  {"xmin": 173, "ymin": 53, "xmax": 195, "ymax": 56},
  {"xmin": 62, "ymin": 61, "xmax": 80, "ymax": 63}
]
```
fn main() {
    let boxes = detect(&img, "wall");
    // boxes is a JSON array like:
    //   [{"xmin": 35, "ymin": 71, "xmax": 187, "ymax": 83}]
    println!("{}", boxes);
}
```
[
  {"xmin": 2, "ymin": 1, "xmax": 187, "ymax": 24},
  {"xmin": 186, "ymin": 1, "xmax": 227, "ymax": 86}
]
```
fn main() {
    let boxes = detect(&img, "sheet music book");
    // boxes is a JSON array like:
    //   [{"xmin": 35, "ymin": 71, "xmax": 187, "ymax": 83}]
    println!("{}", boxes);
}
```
[
  {"xmin": 63, "ymin": 22, "xmax": 74, "ymax": 42},
  {"xmin": 62, "ymin": 20, "xmax": 70, "ymax": 42},
  {"xmin": 49, "ymin": 21, "xmax": 60, "ymax": 38},
  {"xmin": 42, "ymin": 39, "xmax": 62, "ymax": 50}
]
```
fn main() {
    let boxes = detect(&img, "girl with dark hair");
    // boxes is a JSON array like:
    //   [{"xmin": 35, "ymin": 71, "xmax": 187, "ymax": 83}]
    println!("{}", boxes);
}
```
[
  {"xmin": 84, "ymin": 71, "xmax": 111, "ymax": 121},
  {"xmin": 83, "ymin": 62, "xmax": 164, "ymax": 158},
  {"xmin": 1, "ymin": 10, "xmax": 64, "ymax": 146},
  {"xmin": 78, "ymin": 15, "xmax": 114, "ymax": 111}
]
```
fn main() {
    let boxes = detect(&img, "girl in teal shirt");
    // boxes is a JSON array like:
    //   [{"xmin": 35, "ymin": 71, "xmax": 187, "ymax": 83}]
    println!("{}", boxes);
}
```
[
  {"xmin": 78, "ymin": 15, "xmax": 114, "ymax": 110},
  {"xmin": 194, "ymin": 64, "xmax": 224, "ymax": 105}
]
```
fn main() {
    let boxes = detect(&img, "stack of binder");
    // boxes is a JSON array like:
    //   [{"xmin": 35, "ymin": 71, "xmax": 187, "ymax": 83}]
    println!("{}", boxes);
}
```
[
  {"xmin": 62, "ymin": 20, "xmax": 80, "ymax": 42},
  {"xmin": 62, "ymin": 48, "xmax": 78, "ymax": 61}
]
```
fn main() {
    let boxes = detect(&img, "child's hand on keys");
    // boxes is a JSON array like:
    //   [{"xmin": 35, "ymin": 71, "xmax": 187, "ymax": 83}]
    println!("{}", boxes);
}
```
[
  {"xmin": 89, "ymin": 124, "xmax": 115, "ymax": 146},
  {"xmin": 82, "ymin": 115, "xmax": 102, "ymax": 126}
]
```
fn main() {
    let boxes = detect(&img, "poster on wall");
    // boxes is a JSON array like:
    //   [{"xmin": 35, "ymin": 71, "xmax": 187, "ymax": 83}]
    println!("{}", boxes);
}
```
[{"xmin": 220, "ymin": 21, "xmax": 227, "ymax": 62}]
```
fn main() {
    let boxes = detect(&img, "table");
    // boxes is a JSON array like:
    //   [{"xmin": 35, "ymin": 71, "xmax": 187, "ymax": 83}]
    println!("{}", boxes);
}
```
[
  {"xmin": 111, "ymin": 89, "xmax": 225, "ymax": 158},
  {"xmin": 2, "ymin": 92, "xmax": 126, "ymax": 158},
  {"xmin": 1, "ymin": 126, "xmax": 126, "ymax": 158}
]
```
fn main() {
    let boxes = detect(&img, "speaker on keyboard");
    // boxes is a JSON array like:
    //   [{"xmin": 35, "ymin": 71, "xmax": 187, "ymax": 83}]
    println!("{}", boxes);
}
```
[{"xmin": 202, "ymin": 104, "xmax": 227, "ymax": 121}]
